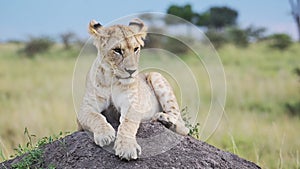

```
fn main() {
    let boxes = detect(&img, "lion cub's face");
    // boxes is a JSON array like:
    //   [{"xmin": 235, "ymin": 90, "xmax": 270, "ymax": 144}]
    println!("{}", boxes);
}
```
[{"xmin": 89, "ymin": 19, "xmax": 147, "ymax": 84}]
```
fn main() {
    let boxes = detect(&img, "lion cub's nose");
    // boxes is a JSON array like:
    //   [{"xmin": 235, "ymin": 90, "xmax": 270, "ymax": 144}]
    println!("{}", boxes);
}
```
[{"xmin": 125, "ymin": 68, "xmax": 137, "ymax": 75}]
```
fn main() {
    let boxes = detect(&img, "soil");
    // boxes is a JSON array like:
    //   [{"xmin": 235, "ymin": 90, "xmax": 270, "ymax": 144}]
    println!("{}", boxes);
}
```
[{"xmin": 1, "ymin": 121, "xmax": 260, "ymax": 169}]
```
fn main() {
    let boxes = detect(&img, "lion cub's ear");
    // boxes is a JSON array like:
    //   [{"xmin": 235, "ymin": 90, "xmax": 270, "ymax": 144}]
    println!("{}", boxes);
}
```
[
  {"xmin": 129, "ymin": 18, "xmax": 147, "ymax": 46},
  {"xmin": 88, "ymin": 20, "xmax": 103, "ymax": 37}
]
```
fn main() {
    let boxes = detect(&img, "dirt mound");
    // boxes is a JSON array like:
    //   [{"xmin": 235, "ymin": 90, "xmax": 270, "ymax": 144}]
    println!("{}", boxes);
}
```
[{"xmin": 1, "ymin": 122, "xmax": 260, "ymax": 169}]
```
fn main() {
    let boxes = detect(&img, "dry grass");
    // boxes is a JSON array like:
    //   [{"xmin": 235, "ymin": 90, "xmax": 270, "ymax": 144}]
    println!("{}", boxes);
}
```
[
  {"xmin": 208, "ymin": 43, "xmax": 300, "ymax": 169},
  {"xmin": 0, "ymin": 43, "xmax": 77, "ymax": 159}
]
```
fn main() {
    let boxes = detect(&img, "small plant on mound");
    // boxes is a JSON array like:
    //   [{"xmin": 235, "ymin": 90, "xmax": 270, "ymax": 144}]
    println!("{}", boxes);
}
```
[
  {"xmin": 10, "ymin": 128, "xmax": 68, "ymax": 169},
  {"xmin": 181, "ymin": 106, "xmax": 201, "ymax": 139},
  {"xmin": 12, "ymin": 146, "xmax": 43, "ymax": 169},
  {"xmin": 11, "ymin": 128, "xmax": 43, "ymax": 169}
]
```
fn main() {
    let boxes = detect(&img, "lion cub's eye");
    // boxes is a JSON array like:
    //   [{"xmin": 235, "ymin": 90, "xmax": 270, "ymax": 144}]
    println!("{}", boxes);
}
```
[
  {"xmin": 134, "ymin": 47, "xmax": 139, "ymax": 53},
  {"xmin": 113, "ymin": 48, "xmax": 123, "ymax": 55}
]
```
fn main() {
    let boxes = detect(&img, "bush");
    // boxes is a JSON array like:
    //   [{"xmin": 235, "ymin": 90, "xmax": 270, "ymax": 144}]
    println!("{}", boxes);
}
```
[
  {"xmin": 205, "ymin": 30, "xmax": 228, "ymax": 49},
  {"xmin": 22, "ymin": 36, "xmax": 54, "ymax": 57},
  {"xmin": 285, "ymin": 67, "xmax": 300, "ymax": 117},
  {"xmin": 227, "ymin": 27, "xmax": 249, "ymax": 47},
  {"xmin": 267, "ymin": 33, "xmax": 292, "ymax": 50},
  {"xmin": 286, "ymin": 101, "xmax": 300, "ymax": 117}
]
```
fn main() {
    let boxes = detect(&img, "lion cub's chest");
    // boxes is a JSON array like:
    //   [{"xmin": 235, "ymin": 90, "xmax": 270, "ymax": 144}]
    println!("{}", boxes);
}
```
[{"xmin": 111, "ymin": 77, "xmax": 160, "ymax": 121}]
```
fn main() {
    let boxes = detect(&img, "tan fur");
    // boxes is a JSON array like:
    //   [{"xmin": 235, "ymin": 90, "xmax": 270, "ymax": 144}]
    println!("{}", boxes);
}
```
[{"xmin": 77, "ymin": 18, "xmax": 189, "ymax": 160}]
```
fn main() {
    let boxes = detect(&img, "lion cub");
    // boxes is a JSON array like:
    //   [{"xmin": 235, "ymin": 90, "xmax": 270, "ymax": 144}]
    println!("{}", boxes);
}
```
[{"xmin": 77, "ymin": 18, "xmax": 189, "ymax": 160}]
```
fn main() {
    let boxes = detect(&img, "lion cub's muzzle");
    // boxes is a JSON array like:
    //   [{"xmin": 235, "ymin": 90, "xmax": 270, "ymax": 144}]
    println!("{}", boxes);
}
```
[
  {"xmin": 116, "ymin": 68, "xmax": 138, "ymax": 80},
  {"xmin": 125, "ymin": 68, "xmax": 137, "ymax": 76}
]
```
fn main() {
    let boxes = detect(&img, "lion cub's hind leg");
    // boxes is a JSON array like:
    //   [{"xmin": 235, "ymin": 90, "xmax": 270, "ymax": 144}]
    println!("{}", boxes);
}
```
[{"xmin": 146, "ymin": 72, "xmax": 189, "ymax": 135}]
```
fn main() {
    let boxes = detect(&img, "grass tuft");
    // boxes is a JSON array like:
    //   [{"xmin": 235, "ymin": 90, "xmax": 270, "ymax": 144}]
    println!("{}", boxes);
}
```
[{"xmin": 7, "ymin": 128, "xmax": 68, "ymax": 169}]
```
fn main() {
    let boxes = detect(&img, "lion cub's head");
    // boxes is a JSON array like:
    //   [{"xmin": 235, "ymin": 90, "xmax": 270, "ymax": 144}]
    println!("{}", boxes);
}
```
[{"xmin": 89, "ymin": 19, "xmax": 147, "ymax": 84}]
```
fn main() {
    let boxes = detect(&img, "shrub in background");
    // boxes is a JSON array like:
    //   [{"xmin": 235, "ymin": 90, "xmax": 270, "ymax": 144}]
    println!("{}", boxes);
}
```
[
  {"xmin": 22, "ymin": 36, "xmax": 54, "ymax": 58},
  {"xmin": 227, "ymin": 27, "xmax": 249, "ymax": 48},
  {"xmin": 267, "ymin": 33, "xmax": 292, "ymax": 50},
  {"xmin": 205, "ymin": 30, "xmax": 228, "ymax": 49},
  {"xmin": 285, "ymin": 67, "xmax": 300, "ymax": 117}
]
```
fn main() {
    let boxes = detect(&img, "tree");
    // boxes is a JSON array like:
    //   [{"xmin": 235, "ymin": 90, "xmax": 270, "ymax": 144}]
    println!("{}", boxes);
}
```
[
  {"xmin": 60, "ymin": 32, "xmax": 77, "ymax": 49},
  {"xmin": 166, "ymin": 4, "xmax": 198, "ymax": 38},
  {"xmin": 193, "ymin": 6, "xmax": 238, "ymax": 31},
  {"xmin": 166, "ymin": 5, "xmax": 238, "ymax": 31},
  {"xmin": 245, "ymin": 25, "xmax": 267, "ymax": 42},
  {"xmin": 208, "ymin": 6, "xmax": 238, "ymax": 30},
  {"xmin": 166, "ymin": 4, "xmax": 195, "ymax": 24},
  {"xmin": 194, "ymin": 12, "xmax": 210, "ymax": 27},
  {"xmin": 289, "ymin": 0, "xmax": 300, "ymax": 42}
]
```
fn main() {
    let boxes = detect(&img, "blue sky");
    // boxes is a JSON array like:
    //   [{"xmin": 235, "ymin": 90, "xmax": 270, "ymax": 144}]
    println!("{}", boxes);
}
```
[{"xmin": 0, "ymin": 0, "xmax": 296, "ymax": 41}]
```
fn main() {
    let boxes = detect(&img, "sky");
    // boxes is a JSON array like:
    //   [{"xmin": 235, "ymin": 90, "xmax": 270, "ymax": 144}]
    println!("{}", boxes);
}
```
[{"xmin": 0, "ymin": 0, "xmax": 297, "ymax": 42}]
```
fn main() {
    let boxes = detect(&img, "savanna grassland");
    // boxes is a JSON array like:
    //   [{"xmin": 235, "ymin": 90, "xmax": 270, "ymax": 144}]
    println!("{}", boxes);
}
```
[{"xmin": 0, "ymin": 42, "xmax": 300, "ymax": 169}]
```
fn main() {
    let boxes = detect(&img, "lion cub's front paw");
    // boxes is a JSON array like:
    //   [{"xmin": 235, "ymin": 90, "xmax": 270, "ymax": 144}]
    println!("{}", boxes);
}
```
[
  {"xmin": 114, "ymin": 135, "xmax": 141, "ymax": 160},
  {"xmin": 94, "ymin": 124, "xmax": 116, "ymax": 147}
]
